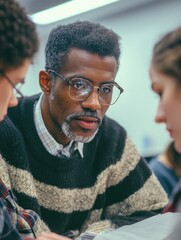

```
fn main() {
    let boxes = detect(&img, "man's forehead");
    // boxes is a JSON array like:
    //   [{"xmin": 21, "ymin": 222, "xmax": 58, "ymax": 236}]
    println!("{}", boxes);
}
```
[{"xmin": 61, "ymin": 48, "xmax": 118, "ymax": 72}]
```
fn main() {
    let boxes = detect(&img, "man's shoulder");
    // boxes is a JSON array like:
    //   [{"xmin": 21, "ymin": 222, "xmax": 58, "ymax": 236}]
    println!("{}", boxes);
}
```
[
  {"xmin": 9, "ymin": 93, "xmax": 40, "ymax": 112},
  {"xmin": 0, "ymin": 94, "xmax": 41, "ymax": 139},
  {"xmin": 8, "ymin": 93, "xmax": 41, "ymax": 121},
  {"xmin": 0, "ymin": 116, "xmax": 17, "ymax": 134}
]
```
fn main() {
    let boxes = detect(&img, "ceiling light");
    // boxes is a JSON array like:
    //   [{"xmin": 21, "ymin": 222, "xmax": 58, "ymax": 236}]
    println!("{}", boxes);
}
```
[{"xmin": 31, "ymin": 0, "xmax": 119, "ymax": 25}]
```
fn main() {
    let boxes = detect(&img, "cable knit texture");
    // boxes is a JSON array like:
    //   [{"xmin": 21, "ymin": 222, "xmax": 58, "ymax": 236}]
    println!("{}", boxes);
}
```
[{"xmin": 0, "ymin": 94, "xmax": 168, "ymax": 235}]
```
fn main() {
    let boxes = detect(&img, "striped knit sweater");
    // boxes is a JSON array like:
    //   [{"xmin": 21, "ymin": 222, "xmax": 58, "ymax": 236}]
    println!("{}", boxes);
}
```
[{"xmin": 0, "ymin": 94, "xmax": 168, "ymax": 235}]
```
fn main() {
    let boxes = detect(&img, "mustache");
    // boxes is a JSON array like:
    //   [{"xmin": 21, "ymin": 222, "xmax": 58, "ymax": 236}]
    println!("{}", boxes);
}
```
[{"xmin": 66, "ymin": 110, "xmax": 102, "ymax": 124}]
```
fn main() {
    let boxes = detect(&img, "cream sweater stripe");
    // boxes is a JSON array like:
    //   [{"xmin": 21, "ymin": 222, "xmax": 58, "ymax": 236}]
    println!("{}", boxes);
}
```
[{"xmin": 1, "ymin": 137, "xmax": 143, "ymax": 213}]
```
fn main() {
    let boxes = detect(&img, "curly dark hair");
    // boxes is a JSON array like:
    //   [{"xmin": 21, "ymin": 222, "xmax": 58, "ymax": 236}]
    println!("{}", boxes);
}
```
[
  {"xmin": 151, "ymin": 26, "xmax": 181, "ymax": 85},
  {"xmin": 45, "ymin": 21, "xmax": 121, "ymax": 72},
  {"xmin": 0, "ymin": 0, "xmax": 39, "ymax": 70}
]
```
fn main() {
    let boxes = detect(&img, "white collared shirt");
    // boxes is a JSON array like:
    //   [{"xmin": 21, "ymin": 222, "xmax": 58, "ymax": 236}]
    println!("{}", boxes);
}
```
[{"xmin": 34, "ymin": 94, "xmax": 84, "ymax": 158}]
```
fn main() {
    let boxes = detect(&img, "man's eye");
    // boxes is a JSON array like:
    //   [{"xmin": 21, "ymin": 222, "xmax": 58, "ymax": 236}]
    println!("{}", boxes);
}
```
[
  {"xmin": 72, "ymin": 81, "xmax": 85, "ymax": 89},
  {"xmin": 101, "ymin": 85, "xmax": 113, "ymax": 93}
]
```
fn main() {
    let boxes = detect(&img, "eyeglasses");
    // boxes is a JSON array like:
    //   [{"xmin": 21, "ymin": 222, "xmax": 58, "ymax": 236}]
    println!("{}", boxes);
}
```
[
  {"xmin": 0, "ymin": 71, "xmax": 24, "ymax": 98},
  {"xmin": 47, "ymin": 69, "xmax": 123, "ymax": 105}
]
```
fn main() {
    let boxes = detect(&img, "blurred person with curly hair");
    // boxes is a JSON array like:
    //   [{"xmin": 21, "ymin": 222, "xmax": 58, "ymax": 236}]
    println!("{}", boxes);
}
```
[
  {"xmin": 0, "ymin": 0, "xmax": 39, "ymax": 119},
  {"xmin": 0, "ymin": 0, "xmax": 71, "ymax": 239}
]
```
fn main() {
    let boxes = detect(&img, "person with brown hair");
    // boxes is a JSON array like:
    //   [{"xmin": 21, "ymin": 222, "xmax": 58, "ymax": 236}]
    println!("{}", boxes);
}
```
[
  {"xmin": 149, "ymin": 25, "xmax": 181, "ymax": 240},
  {"xmin": 150, "ymin": 25, "xmax": 181, "ymax": 213}
]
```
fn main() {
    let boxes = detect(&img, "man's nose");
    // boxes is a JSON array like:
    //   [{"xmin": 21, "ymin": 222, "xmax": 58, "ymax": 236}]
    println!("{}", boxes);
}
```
[
  {"xmin": 81, "ymin": 89, "xmax": 101, "ymax": 111},
  {"xmin": 155, "ymin": 102, "xmax": 166, "ymax": 123}
]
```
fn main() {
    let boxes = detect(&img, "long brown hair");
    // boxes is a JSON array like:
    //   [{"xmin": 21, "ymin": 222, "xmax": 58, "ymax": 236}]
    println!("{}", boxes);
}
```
[
  {"xmin": 165, "ymin": 142, "xmax": 181, "ymax": 177},
  {"xmin": 151, "ymin": 26, "xmax": 181, "ymax": 86}
]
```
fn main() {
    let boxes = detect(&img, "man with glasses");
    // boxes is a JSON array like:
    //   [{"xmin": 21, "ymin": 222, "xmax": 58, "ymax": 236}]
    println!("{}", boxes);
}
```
[{"xmin": 0, "ymin": 21, "xmax": 168, "ymax": 236}]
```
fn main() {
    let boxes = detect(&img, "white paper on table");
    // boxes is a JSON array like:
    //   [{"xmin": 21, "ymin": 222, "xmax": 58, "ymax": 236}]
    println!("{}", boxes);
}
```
[{"xmin": 94, "ymin": 213, "xmax": 181, "ymax": 240}]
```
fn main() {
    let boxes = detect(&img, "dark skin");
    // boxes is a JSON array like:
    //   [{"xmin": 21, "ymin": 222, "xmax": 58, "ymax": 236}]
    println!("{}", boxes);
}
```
[{"xmin": 39, "ymin": 48, "xmax": 118, "ymax": 146}]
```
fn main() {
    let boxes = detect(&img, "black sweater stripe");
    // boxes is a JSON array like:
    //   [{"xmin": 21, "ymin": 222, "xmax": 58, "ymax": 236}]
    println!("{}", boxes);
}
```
[{"xmin": 93, "ymin": 158, "xmax": 152, "ymax": 209}]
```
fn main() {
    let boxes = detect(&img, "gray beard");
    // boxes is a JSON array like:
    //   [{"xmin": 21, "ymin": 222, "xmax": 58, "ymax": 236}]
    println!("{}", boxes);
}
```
[
  {"xmin": 62, "ymin": 120, "xmax": 99, "ymax": 143},
  {"xmin": 61, "ymin": 111, "xmax": 101, "ymax": 143}
]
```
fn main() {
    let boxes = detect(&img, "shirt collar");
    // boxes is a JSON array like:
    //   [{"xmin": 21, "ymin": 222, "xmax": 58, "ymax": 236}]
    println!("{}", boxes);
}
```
[{"xmin": 34, "ymin": 94, "xmax": 84, "ymax": 158}]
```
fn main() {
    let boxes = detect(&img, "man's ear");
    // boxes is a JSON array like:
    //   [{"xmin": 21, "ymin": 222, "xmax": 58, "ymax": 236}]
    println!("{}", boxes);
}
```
[{"xmin": 39, "ymin": 70, "xmax": 51, "ymax": 95}]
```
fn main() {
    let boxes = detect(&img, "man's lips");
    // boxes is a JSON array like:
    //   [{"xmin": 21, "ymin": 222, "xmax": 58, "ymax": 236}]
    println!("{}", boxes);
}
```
[{"xmin": 73, "ymin": 116, "xmax": 100, "ymax": 130}]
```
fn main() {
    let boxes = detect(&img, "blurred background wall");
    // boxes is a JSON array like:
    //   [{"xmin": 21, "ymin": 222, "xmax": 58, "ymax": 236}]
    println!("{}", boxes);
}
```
[{"xmin": 16, "ymin": 0, "xmax": 181, "ymax": 157}]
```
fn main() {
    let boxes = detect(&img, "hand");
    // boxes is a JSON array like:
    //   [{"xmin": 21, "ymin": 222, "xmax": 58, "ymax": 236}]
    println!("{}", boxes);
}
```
[{"xmin": 36, "ymin": 232, "xmax": 72, "ymax": 240}]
